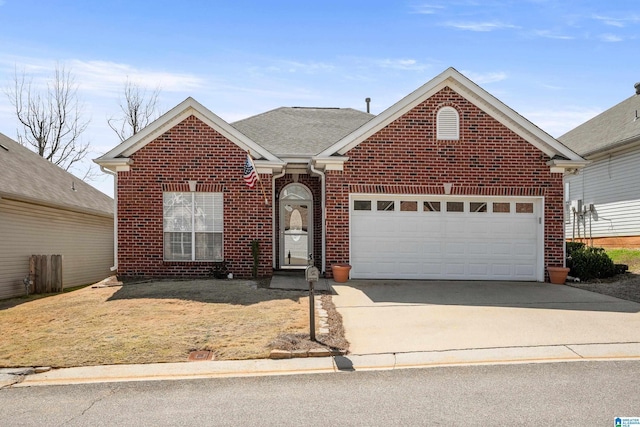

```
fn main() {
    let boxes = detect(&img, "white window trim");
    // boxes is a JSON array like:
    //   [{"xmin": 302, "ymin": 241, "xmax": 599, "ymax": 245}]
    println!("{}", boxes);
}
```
[{"xmin": 163, "ymin": 191, "xmax": 223, "ymax": 262}]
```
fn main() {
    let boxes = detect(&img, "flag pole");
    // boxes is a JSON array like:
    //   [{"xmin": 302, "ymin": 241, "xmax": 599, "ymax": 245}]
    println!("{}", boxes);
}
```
[{"xmin": 247, "ymin": 151, "xmax": 269, "ymax": 205}]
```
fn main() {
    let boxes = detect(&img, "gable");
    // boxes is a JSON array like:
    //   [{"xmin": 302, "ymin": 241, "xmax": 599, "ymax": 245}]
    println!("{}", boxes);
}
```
[
  {"xmin": 95, "ymin": 97, "xmax": 283, "ymax": 172},
  {"xmin": 342, "ymin": 87, "xmax": 554, "ymax": 184},
  {"xmin": 317, "ymin": 67, "xmax": 585, "ymax": 171}
]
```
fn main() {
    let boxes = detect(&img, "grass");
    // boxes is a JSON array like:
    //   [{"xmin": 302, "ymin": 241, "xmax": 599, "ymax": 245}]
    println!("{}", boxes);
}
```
[
  {"xmin": 0, "ymin": 278, "xmax": 311, "ymax": 368},
  {"xmin": 606, "ymin": 248, "xmax": 640, "ymax": 272}
]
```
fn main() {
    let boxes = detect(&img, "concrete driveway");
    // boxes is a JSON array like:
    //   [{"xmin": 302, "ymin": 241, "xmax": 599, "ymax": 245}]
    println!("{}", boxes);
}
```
[{"xmin": 331, "ymin": 280, "xmax": 640, "ymax": 355}]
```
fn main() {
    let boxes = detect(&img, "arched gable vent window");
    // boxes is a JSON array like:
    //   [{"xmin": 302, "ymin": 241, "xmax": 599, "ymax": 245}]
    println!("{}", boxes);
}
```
[{"xmin": 436, "ymin": 106, "xmax": 460, "ymax": 140}]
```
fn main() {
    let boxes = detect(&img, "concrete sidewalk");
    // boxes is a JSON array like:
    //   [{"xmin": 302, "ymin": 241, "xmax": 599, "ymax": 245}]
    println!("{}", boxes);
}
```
[{"xmin": 7, "ymin": 342, "xmax": 640, "ymax": 388}]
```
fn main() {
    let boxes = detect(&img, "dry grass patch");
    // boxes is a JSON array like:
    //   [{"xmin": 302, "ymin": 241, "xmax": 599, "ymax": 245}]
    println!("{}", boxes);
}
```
[{"xmin": 0, "ymin": 279, "xmax": 311, "ymax": 368}]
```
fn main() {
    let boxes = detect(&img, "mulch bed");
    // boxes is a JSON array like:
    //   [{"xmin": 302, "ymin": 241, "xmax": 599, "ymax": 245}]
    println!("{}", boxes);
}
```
[
  {"xmin": 269, "ymin": 294, "xmax": 349, "ymax": 353},
  {"xmin": 565, "ymin": 272, "xmax": 640, "ymax": 303}
]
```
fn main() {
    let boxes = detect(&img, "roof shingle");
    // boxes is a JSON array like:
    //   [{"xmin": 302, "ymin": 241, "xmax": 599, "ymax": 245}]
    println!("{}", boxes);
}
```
[{"xmin": 0, "ymin": 132, "xmax": 113, "ymax": 216}]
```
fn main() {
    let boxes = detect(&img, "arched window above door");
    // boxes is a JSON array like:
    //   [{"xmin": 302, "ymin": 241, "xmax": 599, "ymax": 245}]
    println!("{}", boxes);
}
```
[{"xmin": 281, "ymin": 183, "xmax": 312, "ymax": 201}]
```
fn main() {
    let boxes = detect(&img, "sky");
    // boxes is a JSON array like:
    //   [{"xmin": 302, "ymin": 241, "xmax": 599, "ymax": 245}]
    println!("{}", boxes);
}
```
[{"xmin": 1, "ymin": 1, "xmax": 639, "ymax": 197}]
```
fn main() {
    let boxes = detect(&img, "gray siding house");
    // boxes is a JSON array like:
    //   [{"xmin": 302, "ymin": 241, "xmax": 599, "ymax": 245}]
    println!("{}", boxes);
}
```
[
  {"xmin": 559, "ymin": 85, "xmax": 640, "ymax": 248},
  {"xmin": 0, "ymin": 132, "xmax": 114, "ymax": 299}
]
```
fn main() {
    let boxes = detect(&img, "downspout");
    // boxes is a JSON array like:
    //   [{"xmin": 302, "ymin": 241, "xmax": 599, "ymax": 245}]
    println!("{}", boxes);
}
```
[
  {"xmin": 272, "ymin": 167, "xmax": 287, "ymax": 269},
  {"xmin": 100, "ymin": 166, "xmax": 118, "ymax": 272},
  {"xmin": 309, "ymin": 161, "xmax": 326, "ymax": 274}
]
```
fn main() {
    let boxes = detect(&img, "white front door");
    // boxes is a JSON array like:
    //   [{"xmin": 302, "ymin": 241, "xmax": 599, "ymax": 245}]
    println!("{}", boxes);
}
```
[
  {"xmin": 280, "ymin": 184, "xmax": 313, "ymax": 269},
  {"xmin": 350, "ymin": 195, "xmax": 543, "ymax": 281}
]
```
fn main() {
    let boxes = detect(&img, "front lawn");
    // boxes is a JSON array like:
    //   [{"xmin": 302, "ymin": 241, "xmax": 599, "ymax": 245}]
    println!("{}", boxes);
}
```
[
  {"xmin": 606, "ymin": 248, "xmax": 640, "ymax": 272},
  {"xmin": 0, "ymin": 279, "xmax": 310, "ymax": 368}
]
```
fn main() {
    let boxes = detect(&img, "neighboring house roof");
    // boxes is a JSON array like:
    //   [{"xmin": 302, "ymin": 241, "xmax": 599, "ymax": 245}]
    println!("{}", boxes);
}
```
[
  {"xmin": 317, "ymin": 67, "xmax": 585, "ymax": 167},
  {"xmin": 558, "ymin": 93, "xmax": 640, "ymax": 158},
  {"xmin": 95, "ymin": 97, "xmax": 283, "ymax": 168},
  {"xmin": 232, "ymin": 107, "xmax": 374, "ymax": 157},
  {"xmin": 0, "ymin": 132, "xmax": 113, "ymax": 217}
]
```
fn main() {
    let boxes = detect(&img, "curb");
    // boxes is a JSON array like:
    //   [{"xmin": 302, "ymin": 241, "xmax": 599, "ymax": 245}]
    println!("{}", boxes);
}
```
[{"xmin": 8, "ymin": 343, "xmax": 640, "ymax": 388}]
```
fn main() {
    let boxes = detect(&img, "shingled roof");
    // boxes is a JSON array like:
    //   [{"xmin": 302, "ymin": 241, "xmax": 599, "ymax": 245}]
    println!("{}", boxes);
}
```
[
  {"xmin": 558, "ymin": 94, "xmax": 640, "ymax": 157},
  {"xmin": 232, "ymin": 107, "xmax": 374, "ymax": 157},
  {"xmin": 0, "ymin": 132, "xmax": 113, "ymax": 217}
]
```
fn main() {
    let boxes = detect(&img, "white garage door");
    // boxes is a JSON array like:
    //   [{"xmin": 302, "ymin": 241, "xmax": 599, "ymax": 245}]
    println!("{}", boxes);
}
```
[{"xmin": 350, "ymin": 196, "xmax": 543, "ymax": 281}]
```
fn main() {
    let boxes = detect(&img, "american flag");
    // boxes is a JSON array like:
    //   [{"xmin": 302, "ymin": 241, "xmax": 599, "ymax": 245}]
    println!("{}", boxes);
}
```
[{"xmin": 243, "ymin": 154, "xmax": 258, "ymax": 188}]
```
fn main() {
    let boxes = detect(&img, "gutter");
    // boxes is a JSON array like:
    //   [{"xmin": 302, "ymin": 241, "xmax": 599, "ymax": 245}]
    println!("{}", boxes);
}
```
[
  {"xmin": 100, "ymin": 166, "xmax": 118, "ymax": 272},
  {"xmin": 272, "ymin": 167, "xmax": 287, "ymax": 269},
  {"xmin": 309, "ymin": 161, "xmax": 326, "ymax": 274}
]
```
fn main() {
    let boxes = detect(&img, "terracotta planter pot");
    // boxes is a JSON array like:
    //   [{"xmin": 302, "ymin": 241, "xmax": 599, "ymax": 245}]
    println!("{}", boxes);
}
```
[
  {"xmin": 547, "ymin": 266, "xmax": 570, "ymax": 284},
  {"xmin": 331, "ymin": 264, "xmax": 352, "ymax": 283}
]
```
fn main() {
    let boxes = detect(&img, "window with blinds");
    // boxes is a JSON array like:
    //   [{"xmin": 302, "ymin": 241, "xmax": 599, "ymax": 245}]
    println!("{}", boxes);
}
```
[
  {"xmin": 436, "ymin": 106, "xmax": 460, "ymax": 140},
  {"xmin": 163, "ymin": 192, "xmax": 223, "ymax": 261}
]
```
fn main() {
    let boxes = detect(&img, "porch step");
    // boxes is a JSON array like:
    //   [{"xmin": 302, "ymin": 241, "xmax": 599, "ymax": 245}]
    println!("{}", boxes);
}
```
[{"xmin": 270, "ymin": 271, "xmax": 332, "ymax": 292}]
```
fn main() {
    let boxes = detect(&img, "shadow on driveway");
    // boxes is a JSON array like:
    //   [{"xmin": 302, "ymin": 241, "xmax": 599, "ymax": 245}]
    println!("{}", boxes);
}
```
[{"xmin": 335, "ymin": 280, "xmax": 640, "ymax": 313}]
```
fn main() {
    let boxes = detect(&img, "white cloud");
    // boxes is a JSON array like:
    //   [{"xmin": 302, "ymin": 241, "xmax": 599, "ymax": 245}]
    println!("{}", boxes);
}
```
[
  {"xmin": 376, "ymin": 58, "xmax": 430, "ymax": 71},
  {"xmin": 533, "ymin": 30, "xmax": 575, "ymax": 40},
  {"xmin": 258, "ymin": 60, "xmax": 336, "ymax": 74},
  {"xmin": 0, "ymin": 55, "xmax": 205, "ymax": 95},
  {"xmin": 461, "ymin": 70, "xmax": 508, "ymax": 84},
  {"xmin": 524, "ymin": 107, "xmax": 603, "ymax": 137},
  {"xmin": 592, "ymin": 14, "xmax": 640, "ymax": 28},
  {"xmin": 410, "ymin": 4, "xmax": 444, "ymax": 14},
  {"xmin": 443, "ymin": 21, "xmax": 518, "ymax": 32},
  {"xmin": 599, "ymin": 33, "xmax": 624, "ymax": 42},
  {"xmin": 69, "ymin": 60, "xmax": 205, "ymax": 94}
]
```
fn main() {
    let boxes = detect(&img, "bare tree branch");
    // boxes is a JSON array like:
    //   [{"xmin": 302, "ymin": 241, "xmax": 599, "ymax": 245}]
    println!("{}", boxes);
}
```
[
  {"xmin": 108, "ymin": 78, "xmax": 161, "ymax": 142},
  {"xmin": 5, "ymin": 65, "xmax": 91, "ymax": 172}
]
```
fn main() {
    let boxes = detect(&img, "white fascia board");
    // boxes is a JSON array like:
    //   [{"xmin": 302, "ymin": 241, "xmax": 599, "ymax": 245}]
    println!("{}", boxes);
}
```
[
  {"xmin": 92, "ymin": 157, "xmax": 133, "ymax": 172},
  {"xmin": 96, "ymin": 97, "xmax": 282, "ymax": 163},
  {"xmin": 313, "ymin": 156, "xmax": 349, "ymax": 171},
  {"xmin": 254, "ymin": 160, "xmax": 285, "ymax": 175},
  {"xmin": 546, "ymin": 159, "xmax": 590, "ymax": 174}
]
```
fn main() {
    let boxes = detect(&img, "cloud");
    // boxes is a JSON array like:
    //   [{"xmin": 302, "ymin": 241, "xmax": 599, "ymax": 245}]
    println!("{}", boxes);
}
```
[
  {"xmin": 533, "ymin": 30, "xmax": 575, "ymax": 40},
  {"xmin": 443, "ymin": 21, "xmax": 518, "ymax": 32},
  {"xmin": 598, "ymin": 33, "xmax": 624, "ymax": 42},
  {"xmin": 410, "ymin": 4, "xmax": 445, "ymax": 14},
  {"xmin": 592, "ymin": 14, "xmax": 640, "ymax": 28},
  {"xmin": 69, "ymin": 60, "xmax": 205, "ymax": 94},
  {"xmin": 461, "ymin": 70, "xmax": 508, "ymax": 84},
  {"xmin": 375, "ymin": 58, "xmax": 430, "ymax": 71},
  {"xmin": 0, "ymin": 55, "xmax": 205, "ymax": 96},
  {"xmin": 524, "ymin": 107, "xmax": 603, "ymax": 137},
  {"xmin": 257, "ymin": 60, "xmax": 336, "ymax": 75}
]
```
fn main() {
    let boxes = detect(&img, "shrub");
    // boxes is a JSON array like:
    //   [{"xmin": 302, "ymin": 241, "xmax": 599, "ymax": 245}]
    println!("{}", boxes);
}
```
[
  {"xmin": 567, "ymin": 246, "xmax": 616, "ymax": 281},
  {"xmin": 566, "ymin": 241, "xmax": 585, "ymax": 257}
]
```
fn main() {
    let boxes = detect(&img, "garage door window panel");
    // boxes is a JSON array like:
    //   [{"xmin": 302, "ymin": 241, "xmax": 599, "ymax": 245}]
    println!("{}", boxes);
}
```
[
  {"xmin": 493, "ymin": 202, "xmax": 510, "ymax": 213},
  {"xmin": 377, "ymin": 200, "xmax": 395, "ymax": 211},
  {"xmin": 423, "ymin": 201, "xmax": 441, "ymax": 212},
  {"xmin": 470, "ymin": 202, "xmax": 487, "ymax": 213},
  {"xmin": 447, "ymin": 201, "xmax": 464, "ymax": 212},
  {"xmin": 400, "ymin": 201, "xmax": 417, "ymax": 212},
  {"xmin": 354, "ymin": 200, "xmax": 371, "ymax": 211},
  {"xmin": 516, "ymin": 202, "xmax": 534, "ymax": 213}
]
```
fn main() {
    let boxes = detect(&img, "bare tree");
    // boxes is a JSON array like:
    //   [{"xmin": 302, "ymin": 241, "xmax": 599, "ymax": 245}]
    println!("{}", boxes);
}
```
[
  {"xmin": 6, "ymin": 65, "xmax": 91, "ymax": 171},
  {"xmin": 108, "ymin": 79, "xmax": 161, "ymax": 142}
]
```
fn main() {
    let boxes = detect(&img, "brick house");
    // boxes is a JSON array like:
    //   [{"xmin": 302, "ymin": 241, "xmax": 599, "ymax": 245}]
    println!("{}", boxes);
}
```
[{"xmin": 95, "ymin": 68, "xmax": 585, "ymax": 282}]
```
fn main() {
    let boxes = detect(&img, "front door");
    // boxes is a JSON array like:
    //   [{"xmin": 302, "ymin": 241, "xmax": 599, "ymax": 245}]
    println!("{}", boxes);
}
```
[{"xmin": 279, "ymin": 184, "xmax": 313, "ymax": 269}]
